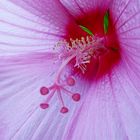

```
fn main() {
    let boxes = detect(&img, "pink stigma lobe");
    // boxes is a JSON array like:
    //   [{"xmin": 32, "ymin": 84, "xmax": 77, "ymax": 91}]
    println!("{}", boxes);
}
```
[
  {"xmin": 40, "ymin": 87, "xmax": 49, "ymax": 95},
  {"xmin": 60, "ymin": 107, "xmax": 69, "ymax": 114},
  {"xmin": 72, "ymin": 94, "xmax": 81, "ymax": 101},
  {"xmin": 40, "ymin": 103, "xmax": 49, "ymax": 109},
  {"xmin": 66, "ymin": 76, "xmax": 75, "ymax": 86}
]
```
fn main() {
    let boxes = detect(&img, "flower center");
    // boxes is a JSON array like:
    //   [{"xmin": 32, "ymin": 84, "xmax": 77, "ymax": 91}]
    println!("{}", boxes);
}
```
[{"xmin": 39, "ymin": 35, "xmax": 108, "ymax": 113}]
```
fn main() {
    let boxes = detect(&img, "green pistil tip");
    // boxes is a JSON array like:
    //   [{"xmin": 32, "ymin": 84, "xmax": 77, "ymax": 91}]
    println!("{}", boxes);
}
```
[
  {"xmin": 104, "ymin": 10, "xmax": 109, "ymax": 34},
  {"xmin": 79, "ymin": 25, "xmax": 94, "ymax": 36}
]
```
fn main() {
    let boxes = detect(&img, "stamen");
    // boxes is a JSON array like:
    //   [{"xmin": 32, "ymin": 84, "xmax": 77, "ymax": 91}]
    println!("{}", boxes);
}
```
[{"xmin": 39, "ymin": 35, "xmax": 107, "ymax": 113}]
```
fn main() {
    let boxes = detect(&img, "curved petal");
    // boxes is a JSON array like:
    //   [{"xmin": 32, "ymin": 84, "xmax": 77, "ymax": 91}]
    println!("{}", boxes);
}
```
[
  {"xmin": 111, "ymin": 0, "xmax": 140, "ymax": 90},
  {"xmin": 60, "ymin": 0, "xmax": 112, "ymax": 18},
  {"xmin": 0, "ymin": 0, "xmax": 74, "ymax": 55},
  {"xmin": 63, "ymin": 63, "xmax": 140, "ymax": 140},
  {"xmin": 110, "ymin": 0, "xmax": 140, "ymax": 30},
  {"xmin": 0, "ymin": 52, "xmax": 59, "ymax": 140},
  {"xmin": 1, "ymin": 0, "xmax": 140, "ymax": 140}
]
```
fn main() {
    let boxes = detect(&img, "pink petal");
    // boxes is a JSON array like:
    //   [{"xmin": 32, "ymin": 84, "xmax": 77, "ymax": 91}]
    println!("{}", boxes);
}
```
[
  {"xmin": 60, "ymin": 0, "xmax": 111, "ymax": 18},
  {"xmin": 0, "ymin": 52, "xmax": 60, "ymax": 139},
  {"xmin": 0, "ymin": 0, "xmax": 140, "ymax": 140},
  {"xmin": 63, "ymin": 64, "xmax": 140, "ymax": 139},
  {"xmin": 0, "ymin": 0, "xmax": 74, "ymax": 55}
]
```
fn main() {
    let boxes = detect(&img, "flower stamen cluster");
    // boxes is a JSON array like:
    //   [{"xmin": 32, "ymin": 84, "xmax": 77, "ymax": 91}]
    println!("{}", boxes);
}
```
[{"xmin": 39, "ymin": 35, "xmax": 107, "ymax": 113}]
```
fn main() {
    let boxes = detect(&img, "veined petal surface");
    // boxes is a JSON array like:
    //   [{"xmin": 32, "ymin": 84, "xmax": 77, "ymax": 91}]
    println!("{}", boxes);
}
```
[
  {"xmin": 0, "ymin": 0, "xmax": 74, "ymax": 55},
  {"xmin": 0, "ymin": 0, "xmax": 140, "ymax": 140}
]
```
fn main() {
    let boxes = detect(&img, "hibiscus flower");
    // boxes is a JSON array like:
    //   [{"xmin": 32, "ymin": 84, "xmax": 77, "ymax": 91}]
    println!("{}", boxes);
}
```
[{"xmin": 0, "ymin": 0, "xmax": 140, "ymax": 140}]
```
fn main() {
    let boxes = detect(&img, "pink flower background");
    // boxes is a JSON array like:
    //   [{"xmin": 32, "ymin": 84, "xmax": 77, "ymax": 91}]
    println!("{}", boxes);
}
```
[{"xmin": 0, "ymin": 0, "xmax": 140, "ymax": 140}]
